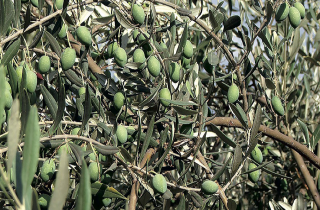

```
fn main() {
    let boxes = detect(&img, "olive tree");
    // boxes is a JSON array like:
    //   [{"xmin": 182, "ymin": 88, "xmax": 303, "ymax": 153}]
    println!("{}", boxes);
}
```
[{"xmin": 0, "ymin": 0, "xmax": 319, "ymax": 209}]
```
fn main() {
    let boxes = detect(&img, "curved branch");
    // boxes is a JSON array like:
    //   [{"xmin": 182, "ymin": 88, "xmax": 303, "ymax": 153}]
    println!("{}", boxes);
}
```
[{"xmin": 204, "ymin": 117, "xmax": 320, "ymax": 170}]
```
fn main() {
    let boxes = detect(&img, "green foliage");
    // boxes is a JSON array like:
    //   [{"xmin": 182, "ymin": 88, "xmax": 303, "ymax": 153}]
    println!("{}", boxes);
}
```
[{"xmin": 0, "ymin": 0, "xmax": 319, "ymax": 209}]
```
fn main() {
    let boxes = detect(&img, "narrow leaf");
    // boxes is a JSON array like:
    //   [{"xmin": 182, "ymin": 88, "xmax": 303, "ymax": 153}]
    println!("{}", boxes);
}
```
[
  {"xmin": 48, "ymin": 149, "xmax": 70, "ymax": 210},
  {"xmin": 2, "ymin": 39, "xmax": 21, "ymax": 66},
  {"xmin": 212, "ymin": 156, "xmax": 232, "ymax": 181},
  {"xmin": 48, "ymin": 75, "xmax": 65, "ymax": 135},
  {"xmin": 22, "ymin": 106, "xmax": 40, "ymax": 197},
  {"xmin": 139, "ymin": 114, "xmax": 155, "ymax": 163},
  {"xmin": 40, "ymin": 84, "xmax": 58, "ymax": 118},
  {"xmin": 45, "ymin": 31, "xmax": 62, "ymax": 57},
  {"xmin": 231, "ymin": 144, "xmax": 242, "ymax": 177},
  {"xmin": 75, "ymin": 160, "xmax": 91, "ymax": 210},
  {"xmin": 7, "ymin": 99, "xmax": 21, "ymax": 174},
  {"xmin": 229, "ymin": 103, "xmax": 248, "ymax": 129},
  {"xmin": 139, "ymin": 81, "xmax": 162, "ymax": 108},
  {"xmin": 297, "ymin": 119, "xmax": 310, "ymax": 146},
  {"xmin": 210, "ymin": 123, "xmax": 236, "ymax": 148},
  {"xmin": 79, "ymin": 85, "xmax": 92, "ymax": 135}
]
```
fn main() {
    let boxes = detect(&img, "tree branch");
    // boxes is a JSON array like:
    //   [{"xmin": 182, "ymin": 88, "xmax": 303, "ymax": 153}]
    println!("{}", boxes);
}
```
[{"xmin": 202, "ymin": 117, "xmax": 320, "ymax": 170}]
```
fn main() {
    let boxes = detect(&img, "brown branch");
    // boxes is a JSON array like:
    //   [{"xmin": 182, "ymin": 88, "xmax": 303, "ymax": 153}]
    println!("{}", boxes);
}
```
[
  {"xmin": 292, "ymin": 150, "xmax": 320, "ymax": 208},
  {"xmin": 202, "ymin": 117, "xmax": 320, "ymax": 170},
  {"xmin": 128, "ymin": 148, "xmax": 155, "ymax": 210}
]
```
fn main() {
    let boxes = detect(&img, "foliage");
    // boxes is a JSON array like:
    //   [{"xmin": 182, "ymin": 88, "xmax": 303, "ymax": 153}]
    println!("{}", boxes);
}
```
[{"xmin": 0, "ymin": 0, "xmax": 319, "ymax": 209}]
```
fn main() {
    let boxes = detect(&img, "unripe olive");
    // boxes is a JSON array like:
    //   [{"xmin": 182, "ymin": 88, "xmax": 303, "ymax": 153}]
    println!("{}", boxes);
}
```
[
  {"xmin": 78, "ymin": 87, "xmax": 86, "ymax": 97},
  {"xmin": 40, "ymin": 159, "xmax": 56, "ymax": 182},
  {"xmin": 113, "ymin": 92, "xmax": 125, "ymax": 110},
  {"xmin": 107, "ymin": 42, "xmax": 119, "ymax": 58},
  {"xmin": 71, "ymin": 127, "xmax": 81, "ymax": 135},
  {"xmin": 58, "ymin": 144, "xmax": 71, "ymax": 155},
  {"xmin": 251, "ymin": 146, "xmax": 263, "ymax": 164},
  {"xmin": 147, "ymin": 56, "xmax": 160, "ymax": 77},
  {"xmin": 31, "ymin": 0, "xmax": 39, "ymax": 7},
  {"xmin": 182, "ymin": 56, "xmax": 191, "ymax": 69},
  {"xmin": 4, "ymin": 90, "xmax": 12, "ymax": 110},
  {"xmin": 294, "ymin": 2, "xmax": 305, "ymax": 19},
  {"xmin": 201, "ymin": 180, "xmax": 218, "ymax": 195},
  {"xmin": 275, "ymin": 3, "xmax": 289, "ymax": 22},
  {"xmin": 38, "ymin": 194, "xmax": 51, "ymax": 208},
  {"xmin": 289, "ymin": 7, "xmax": 301, "ymax": 28},
  {"xmin": 116, "ymin": 124, "xmax": 128, "ymax": 144},
  {"xmin": 271, "ymin": 96, "xmax": 284, "ymax": 116},
  {"xmin": 16, "ymin": 64, "xmax": 37, "ymax": 92},
  {"xmin": 133, "ymin": 29, "xmax": 139, "ymax": 40},
  {"xmin": 159, "ymin": 88, "xmax": 171, "ymax": 107},
  {"xmin": 183, "ymin": 40, "xmax": 193, "ymax": 58},
  {"xmin": 132, "ymin": 4, "xmax": 145, "ymax": 25},
  {"xmin": 88, "ymin": 162, "xmax": 101, "ymax": 182},
  {"xmin": 160, "ymin": 42, "xmax": 167, "ymax": 49},
  {"xmin": 138, "ymin": 32, "xmax": 150, "ymax": 44},
  {"xmin": 227, "ymin": 84, "xmax": 239, "ymax": 103},
  {"xmin": 152, "ymin": 174, "xmax": 167, "ymax": 194},
  {"xmin": 38, "ymin": 55, "xmax": 51, "ymax": 74},
  {"xmin": 76, "ymin": 26, "xmax": 92, "ymax": 46},
  {"xmin": 133, "ymin": 49, "xmax": 146, "ymax": 70},
  {"xmin": 58, "ymin": 23, "xmax": 68, "ymax": 39},
  {"xmin": 0, "ymin": 108, "xmax": 6, "ymax": 124},
  {"xmin": 101, "ymin": 173, "xmax": 112, "ymax": 184},
  {"xmin": 248, "ymin": 163, "xmax": 260, "ymax": 183},
  {"xmin": 61, "ymin": 47, "xmax": 76, "ymax": 70},
  {"xmin": 102, "ymin": 198, "xmax": 112, "ymax": 207},
  {"xmin": 26, "ymin": 70, "xmax": 37, "ymax": 93},
  {"xmin": 5, "ymin": 80, "xmax": 11, "ymax": 94},
  {"xmin": 54, "ymin": 0, "xmax": 64, "ymax": 10},
  {"xmin": 114, "ymin": 47, "xmax": 127, "ymax": 68},
  {"xmin": 169, "ymin": 62, "xmax": 180, "ymax": 83}
]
